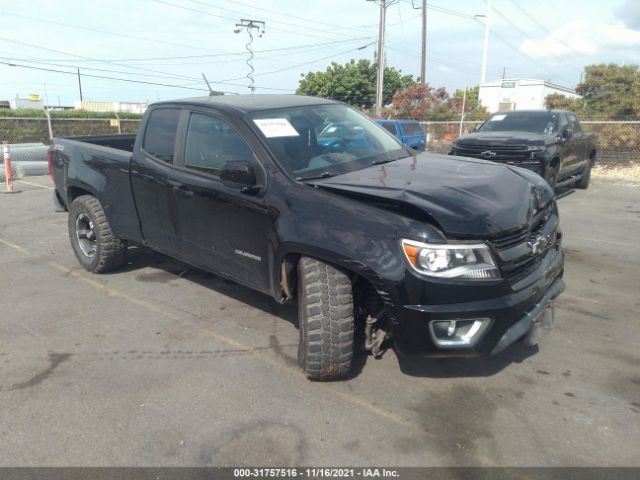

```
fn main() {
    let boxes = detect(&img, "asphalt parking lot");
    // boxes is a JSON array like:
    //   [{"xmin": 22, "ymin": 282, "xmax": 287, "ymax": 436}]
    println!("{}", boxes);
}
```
[{"xmin": 0, "ymin": 176, "xmax": 638, "ymax": 467}]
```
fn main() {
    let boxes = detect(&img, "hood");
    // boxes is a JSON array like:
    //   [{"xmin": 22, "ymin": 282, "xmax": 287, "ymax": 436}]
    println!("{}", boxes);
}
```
[
  {"xmin": 309, "ymin": 152, "xmax": 553, "ymax": 238},
  {"xmin": 456, "ymin": 131, "xmax": 554, "ymax": 146}
]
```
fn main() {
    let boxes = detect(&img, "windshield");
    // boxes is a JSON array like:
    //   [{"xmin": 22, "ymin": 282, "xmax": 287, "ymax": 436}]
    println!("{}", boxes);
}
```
[
  {"xmin": 248, "ymin": 104, "xmax": 409, "ymax": 180},
  {"xmin": 478, "ymin": 112, "xmax": 559, "ymax": 135}
]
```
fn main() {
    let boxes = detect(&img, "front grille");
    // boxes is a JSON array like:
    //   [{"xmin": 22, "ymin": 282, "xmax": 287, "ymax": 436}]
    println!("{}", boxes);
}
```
[
  {"xmin": 489, "ymin": 204, "xmax": 557, "ymax": 285},
  {"xmin": 455, "ymin": 143, "xmax": 531, "ymax": 162}
]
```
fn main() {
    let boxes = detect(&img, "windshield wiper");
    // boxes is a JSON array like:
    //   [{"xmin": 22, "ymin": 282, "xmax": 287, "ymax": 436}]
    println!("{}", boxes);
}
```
[
  {"xmin": 297, "ymin": 171, "xmax": 335, "ymax": 181},
  {"xmin": 371, "ymin": 154, "xmax": 410, "ymax": 166}
]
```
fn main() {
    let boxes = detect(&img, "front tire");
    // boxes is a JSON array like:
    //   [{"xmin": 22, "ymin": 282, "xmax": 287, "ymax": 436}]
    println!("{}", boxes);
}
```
[
  {"xmin": 297, "ymin": 257, "xmax": 354, "ymax": 380},
  {"xmin": 544, "ymin": 165, "xmax": 558, "ymax": 191},
  {"xmin": 68, "ymin": 195, "xmax": 127, "ymax": 273},
  {"xmin": 576, "ymin": 155, "xmax": 594, "ymax": 189}
]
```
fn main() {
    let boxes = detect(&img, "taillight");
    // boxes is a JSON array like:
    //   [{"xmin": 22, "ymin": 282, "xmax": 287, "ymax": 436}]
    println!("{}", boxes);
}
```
[{"xmin": 48, "ymin": 150, "xmax": 54, "ymax": 179}]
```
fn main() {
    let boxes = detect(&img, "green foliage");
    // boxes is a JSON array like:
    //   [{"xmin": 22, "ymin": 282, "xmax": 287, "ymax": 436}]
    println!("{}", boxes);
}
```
[
  {"xmin": 544, "ymin": 93, "xmax": 582, "ymax": 111},
  {"xmin": 296, "ymin": 59, "xmax": 414, "ymax": 108},
  {"xmin": 575, "ymin": 64, "xmax": 640, "ymax": 120},
  {"xmin": 447, "ymin": 86, "xmax": 489, "ymax": 121}
]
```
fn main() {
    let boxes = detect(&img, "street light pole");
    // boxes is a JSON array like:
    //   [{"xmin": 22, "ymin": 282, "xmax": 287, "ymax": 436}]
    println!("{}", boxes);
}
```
[
  {"xmin": 369, "ymin": 0, "xmax": 398, "ymax": 117},
  {"xmin": 375, "ymin": 2, "xmax": 386, "ymax": 116},
  {"xmin": 480, "ymin": 0, "xmax": 492, "ymax": 85}
]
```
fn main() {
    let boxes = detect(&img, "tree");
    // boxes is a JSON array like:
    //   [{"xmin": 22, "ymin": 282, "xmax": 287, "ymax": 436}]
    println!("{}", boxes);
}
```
[
  {"xmin": 575, "ymin": 64, "xmax": 640, "ymax": 119},
  {"xmin": 296, "ymin": 59, "xmax": 414, "ymax": 109},
  {"xmin": 387, "ymin": 83, "xmax": 448, "ymax": 119},
  {"xmin": 544, "ymin": 93, "xmax": 582, "ymax": 111},
  {"xmin": 447, "ymin": 86, "xmax": 489, "ymax": 121}
]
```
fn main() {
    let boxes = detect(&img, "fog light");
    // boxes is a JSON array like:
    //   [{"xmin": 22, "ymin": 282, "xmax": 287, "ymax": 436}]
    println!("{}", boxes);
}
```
[{"xmin": 429, "ymin": 318, "xmax": 492, "ymax": 348}]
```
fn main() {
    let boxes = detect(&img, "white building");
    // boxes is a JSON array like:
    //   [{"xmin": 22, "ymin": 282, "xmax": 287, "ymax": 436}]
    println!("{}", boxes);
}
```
[
  {"xmin": 74, "ymin": 100, "xmax": 149, "ymax": 113},
  {"xmin": 10, "ymin": 97, "xmax": 45, "ymax": 110},
  {"xmin": 478, "ymin": 79, "xmax": 580, "ymax": 113}
]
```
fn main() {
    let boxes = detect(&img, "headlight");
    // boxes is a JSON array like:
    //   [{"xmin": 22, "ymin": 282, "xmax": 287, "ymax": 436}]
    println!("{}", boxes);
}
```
[
  {"xmin": 526, "ymin": 145, "xmax": 546, "ymax": 152},
  {"xmin": 400, "ymin": 239, "xmax": 500, "ymax": 279}
]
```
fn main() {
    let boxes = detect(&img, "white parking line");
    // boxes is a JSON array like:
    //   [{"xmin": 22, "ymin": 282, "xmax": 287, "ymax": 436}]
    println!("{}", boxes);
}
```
[{"xmin": 14, "ymin": 179, "xmax": 54, "ymax": 190}]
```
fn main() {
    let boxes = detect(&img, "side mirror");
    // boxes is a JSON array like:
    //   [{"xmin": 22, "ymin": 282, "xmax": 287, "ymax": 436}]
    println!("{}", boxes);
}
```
[{"xmin": 220, "ymin": 160, "xmax": 257, "ymax": 191}]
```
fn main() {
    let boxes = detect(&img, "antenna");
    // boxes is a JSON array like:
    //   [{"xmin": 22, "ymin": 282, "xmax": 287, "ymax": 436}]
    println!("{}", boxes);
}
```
[{"xmin": 202, "ymin": 73, "xmax": 224, "ymax": 96}]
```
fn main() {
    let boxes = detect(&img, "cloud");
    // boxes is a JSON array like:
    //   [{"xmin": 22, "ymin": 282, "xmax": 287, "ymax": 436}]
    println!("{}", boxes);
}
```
[
  {"xmin": 615, "ymin": 0, "xmax": 640, "ymax": 30},
  {"xmin": 519, "ymin": 20, "xmax": 640, "ymax": 59}
]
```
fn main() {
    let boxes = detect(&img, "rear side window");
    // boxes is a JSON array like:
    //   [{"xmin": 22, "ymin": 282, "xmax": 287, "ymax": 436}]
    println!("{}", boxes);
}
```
[
  {"xmin": 143, "ymin": 108, "xmax": 181, "ymax": 163},
  {"xmin": 568, "ymin": 114, "xmax": 582, "ymax": 132},
  {"xmin": 401, "ymin": 122, "xmax": 424, "ymax": 136},
  {"xmin": 184, "ymin": 113, "xmax": 254, "ymax": 177},
  {"xmin": 381, "ymin": 122, "xmax": 398, "ymax": 136}
]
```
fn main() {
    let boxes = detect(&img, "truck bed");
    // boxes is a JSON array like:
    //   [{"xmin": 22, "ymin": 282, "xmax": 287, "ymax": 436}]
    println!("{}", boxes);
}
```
[
  {"xmin": 50, "ymin": 133, "xmax": 141, "ymax": 243},
  {"xmin": 61, "ymin": 134, "xmax": 137, "ymax": 152}
]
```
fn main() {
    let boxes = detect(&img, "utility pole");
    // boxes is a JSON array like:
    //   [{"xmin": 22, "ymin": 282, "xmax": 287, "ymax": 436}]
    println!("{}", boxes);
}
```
[
  {"xmin": 480, "ymin": 0, "xmax": 492, "ymax": 85},
  {"xmin": 234, "ymin": 19, "xmax": 266, "ymax": 94},
  {"xmin": 420, "ymin": 0, "xmax": 427, "ymax": 83},
  {"xmin": 411, "ymin": 0, "xmax": 427, "ymax": 83},
  {"xmin": 77, "ymin": 68, "xmax": 83, "ymax": 102},
  {"xmin": 369, "ymin": 0, "xmax": 398, "ymax": 117}
]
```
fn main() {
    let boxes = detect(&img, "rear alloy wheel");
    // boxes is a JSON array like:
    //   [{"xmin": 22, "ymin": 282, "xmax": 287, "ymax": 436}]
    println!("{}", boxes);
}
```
[
  {"xmin": 297, "ymin": 257, "xmax": 354, "ymax": 380},
  {"xmin": 544, "ymin": 165, "xmax": 558, "ymax": 191},
  {"xmin": 68, "ymin": 195, "xmax": 127, "ymax": 273}
]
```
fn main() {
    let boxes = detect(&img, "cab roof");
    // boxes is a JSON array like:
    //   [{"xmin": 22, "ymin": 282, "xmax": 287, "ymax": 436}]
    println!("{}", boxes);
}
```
[{"xmin": 152, "ymin": 94, "xmax": 340, "ymax": 114}]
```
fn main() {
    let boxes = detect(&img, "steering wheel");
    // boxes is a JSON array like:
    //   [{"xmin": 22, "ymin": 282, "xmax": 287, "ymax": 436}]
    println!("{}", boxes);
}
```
[{"xmin": 325, "ymin": 139, "xmax": 347, "ymax": 153}]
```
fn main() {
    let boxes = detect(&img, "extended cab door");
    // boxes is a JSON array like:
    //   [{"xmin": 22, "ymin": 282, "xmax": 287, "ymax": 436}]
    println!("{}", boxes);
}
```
[
  {"xmin": 560, "ymin": 113, "xmax": 583, "ymax": 175},
  {"xmin": 130, "ymin": 107, "xmax": 184, "ymax": 254},
  {"xmin": 167, "ymin": 108, "xmax": 274, "ymax": 293},
  {"xmin": 568, "ymin": 113, "xmax": 588, "ymax": 171}
]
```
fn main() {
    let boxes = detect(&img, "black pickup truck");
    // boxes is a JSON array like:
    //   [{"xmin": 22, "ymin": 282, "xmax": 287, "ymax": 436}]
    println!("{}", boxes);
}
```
[
  {"xmin": 449, "ymin": 110, "xmax": 597, "ymax": 190},
  {"xmin": 50, "ymin": 95, "xmax": 565, "ymax": 380}
]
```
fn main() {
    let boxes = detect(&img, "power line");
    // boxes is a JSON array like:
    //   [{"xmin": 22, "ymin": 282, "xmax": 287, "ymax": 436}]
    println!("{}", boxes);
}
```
[
  {"xmin": 150, "ymin": 0, "xmax": 364, "ymax": 42},
  {"xmin": 8, "ymin": 38, "xmax": 372, "ymax": 64},
  {"xmin": 471, "ymin": 17, "xmax": 576, "ymax": 86},
  {"xmin": 214, "ymin": 0, "xmax": 382, "ymax": 35},
  {"xmin": 0, "ymin": 61, "xmax": 211, "ymax": 92},
  {"xmin": 486, "ymin": 0, "xmax": 583, "ymax": 75},
  {"xmin": 0, "ymin": 9, "xmax": 229, "ymax": 53},
  {"xmin": 0, "ymin": 35, "xmax": 202, "ymax": 83},
  {"xmin": 221, "ymin": 42, "xmax": 377, "ymax": 81},
  {"xmin": 508, "ymin": 0, "xmax": 586, "ymax": 59},
  {"xmin": 0, "ymin": 60, "xmax": 295, "ymax": 93},
  {"xmin": 185, "ymin": 0, "xmax": 375, "ymax": 39}
]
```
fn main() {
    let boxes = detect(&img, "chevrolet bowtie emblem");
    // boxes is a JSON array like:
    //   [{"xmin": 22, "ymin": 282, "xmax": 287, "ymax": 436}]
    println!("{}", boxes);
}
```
[{"xmin": 480, "ymin": 150, "xmax": 497, "ymax": 159}]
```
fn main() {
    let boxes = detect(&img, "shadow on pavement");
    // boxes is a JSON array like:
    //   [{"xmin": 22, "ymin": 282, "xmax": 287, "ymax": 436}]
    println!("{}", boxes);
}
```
[{"xmin": 394, "ymin": 342, "xmax": 539, "ymax": 378}]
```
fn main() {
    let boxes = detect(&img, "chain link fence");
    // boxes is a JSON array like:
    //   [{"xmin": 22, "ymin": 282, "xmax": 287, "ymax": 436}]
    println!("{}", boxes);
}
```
[
  {"xmin": 0, "ymin": 116, "xmax": 142, "ymax": 181},
  {"xmin": 422, "ymin": 120, "xmax": 640, "ymax": 169},
  {"xmin": 0, "ymin": 116, "xmax": 638, "ymax": 180}
]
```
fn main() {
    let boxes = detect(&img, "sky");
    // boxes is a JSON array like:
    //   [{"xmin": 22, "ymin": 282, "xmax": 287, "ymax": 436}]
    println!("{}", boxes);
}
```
[{"xmin": 0, "ymin": 0, "xmax": 638, "ymax": 106}]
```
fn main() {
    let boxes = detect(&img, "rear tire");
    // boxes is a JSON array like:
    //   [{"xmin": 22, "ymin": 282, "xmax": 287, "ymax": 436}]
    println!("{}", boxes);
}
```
[
  {"xmin": 576, "ymin": 155, "xmax": 594, "ymax": 190},
  {"xmin": 297, "ymin": 257, "xmax": 354, "ymax": 380},
  {"xmin": 68, "ymin": 195, "xmax": 127, "ymax": 273},
  {"xmin": 544, "ymin": 165, "xmax": 558, "ymax": 191}
]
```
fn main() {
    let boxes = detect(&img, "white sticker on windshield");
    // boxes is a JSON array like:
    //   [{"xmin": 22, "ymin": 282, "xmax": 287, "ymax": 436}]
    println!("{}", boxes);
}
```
[
  {"xmin": 490, "ymin": 114, "xmax": 506, "ymax": 121},
  {"xmin": 253, "ymin": 118, "xmax": 299, "ymax": 138}
]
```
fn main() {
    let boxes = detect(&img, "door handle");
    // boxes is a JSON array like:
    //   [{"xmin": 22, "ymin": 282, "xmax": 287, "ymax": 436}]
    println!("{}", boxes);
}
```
[{"xmin": 167, "ymin": 179, "xmax": 194, "ymax": 197}]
